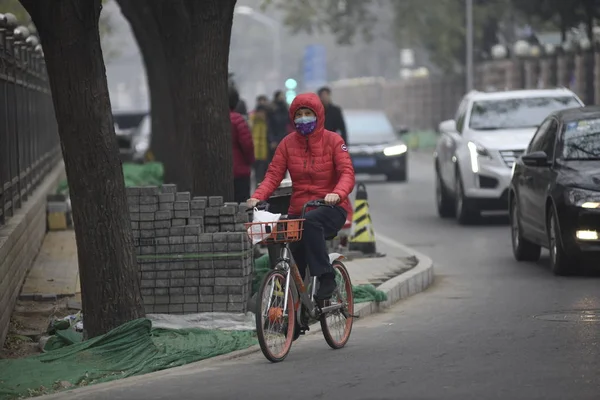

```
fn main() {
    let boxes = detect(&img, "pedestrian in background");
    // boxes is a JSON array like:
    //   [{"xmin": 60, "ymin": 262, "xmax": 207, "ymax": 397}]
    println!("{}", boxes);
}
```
[
  {"xmin": 267, "ymin": 90, "xmax": 290, "ymax": 161},
  {"xmin": 229, "ymin": 86, "xmax": 255, "ymax": 203},
  {"xmin": 249, "ymin": 104, "xmax": 270, "ymax": 186},
  {"xmin": 318, "ymin": 86, "xmax": 348, "ymax": 145}
]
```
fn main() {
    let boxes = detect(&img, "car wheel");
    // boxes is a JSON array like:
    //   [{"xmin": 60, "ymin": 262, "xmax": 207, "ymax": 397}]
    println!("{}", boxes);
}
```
[
  {"xmin": 510, "ymin": 199, "xmax": 541, "ymax": 262},
  {"xmin": 435, "ymin": 168, "xmax": 455, "ymax": 218},
  {"xmin": 386, "ymin": 169, "xmax": 407, "ymax": 182},
  {"xmin": 547, "ymin": 207, "xmax": 578, "ymax": 276},
  {"xmin": 455, "ymin": 170, "xmax": 479, "ymax": 225}
]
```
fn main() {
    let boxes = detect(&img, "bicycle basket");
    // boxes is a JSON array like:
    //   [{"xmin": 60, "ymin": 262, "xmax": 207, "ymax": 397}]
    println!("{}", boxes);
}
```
[{"xmin": 245, "ymin": 219, "xmax": 305, "ymax": 244}]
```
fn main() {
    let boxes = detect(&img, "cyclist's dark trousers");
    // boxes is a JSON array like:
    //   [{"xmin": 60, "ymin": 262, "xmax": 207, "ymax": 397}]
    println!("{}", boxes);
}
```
[{"xmin": 288, "ymin": 205, "xmax": 347, "ymax": 280}]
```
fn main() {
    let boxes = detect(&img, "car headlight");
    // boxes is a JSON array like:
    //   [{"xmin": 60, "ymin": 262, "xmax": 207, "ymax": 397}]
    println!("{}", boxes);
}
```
[
  {"xmin": 383, "ymin": 144, "xmax": 408, "ymax": 157},
  {"xmin": 566, "ymin": 188, "xmax": 600, "ymax": 209},
  {"xmin": 467, "ymin": 141, "xmax": 490, "ymax": 173}
]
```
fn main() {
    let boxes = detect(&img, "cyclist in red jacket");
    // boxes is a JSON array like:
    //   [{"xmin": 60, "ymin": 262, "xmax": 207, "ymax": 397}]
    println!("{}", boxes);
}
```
[{"xmin": 247, "ymin": 92, "xmax": 355, "ymax": 300}]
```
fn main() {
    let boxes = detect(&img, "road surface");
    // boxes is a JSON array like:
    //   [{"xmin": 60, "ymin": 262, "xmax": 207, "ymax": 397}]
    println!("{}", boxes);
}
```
[{"xmin": 52, "ymin": 151, "xmax": 600, "ymax": 400}]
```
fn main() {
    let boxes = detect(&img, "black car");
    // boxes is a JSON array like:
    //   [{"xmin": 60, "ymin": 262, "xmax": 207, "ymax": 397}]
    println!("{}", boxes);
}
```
[
  {"xmin": 509, "ymin": 106, "xmax": 600, "ymax": 275},
  {"xmin": 345, "ymin": 110, "xmax": 409, "ymax": 182}
]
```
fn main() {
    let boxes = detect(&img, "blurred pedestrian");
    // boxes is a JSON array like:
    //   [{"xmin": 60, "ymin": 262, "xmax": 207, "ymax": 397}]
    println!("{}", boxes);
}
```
[
  {"xmin": 229, "ymin": 86, "xmax": 255, "ymax": 203},
  {"xmin": 267, "ymin": 90, "xmax": 290, "ymax": 160},
  {"xmin": 249, "ymin": 95, "xmax": 269, "ymax": 120},
  {"xmin": 318, "ymin": 86, "xmax": 348, "ymax": 144},
  {"xmin": 249, "ymin": 104, "xmax": 270, "ymax": 186}
]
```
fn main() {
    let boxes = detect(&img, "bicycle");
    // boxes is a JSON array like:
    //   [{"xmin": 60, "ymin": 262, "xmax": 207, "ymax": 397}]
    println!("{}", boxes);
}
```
[{"xmin": 245, "ymin": 199, "xmax": 356, "ymax": 363}]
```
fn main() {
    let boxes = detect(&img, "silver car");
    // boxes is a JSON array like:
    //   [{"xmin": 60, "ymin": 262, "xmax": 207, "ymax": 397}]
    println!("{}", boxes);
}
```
[{"xmin": 434, "ymin": 88, "xmax": 583, "ymax": 224}]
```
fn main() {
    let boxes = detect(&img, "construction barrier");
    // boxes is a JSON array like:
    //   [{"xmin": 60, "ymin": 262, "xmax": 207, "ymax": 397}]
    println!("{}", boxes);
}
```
[{"xmin": 349, "ymin": 183, "xmax": 376, "ymax": 254}]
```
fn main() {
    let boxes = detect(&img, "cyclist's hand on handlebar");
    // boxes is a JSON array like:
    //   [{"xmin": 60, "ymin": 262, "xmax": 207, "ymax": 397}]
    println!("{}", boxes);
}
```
[
  {"xmin": 324, "ymin": 193, "xmax": 340, "ymax": 205},
  {"xmin": 246, "ymin": 198, "xmax": 261, "ymax": 208}
]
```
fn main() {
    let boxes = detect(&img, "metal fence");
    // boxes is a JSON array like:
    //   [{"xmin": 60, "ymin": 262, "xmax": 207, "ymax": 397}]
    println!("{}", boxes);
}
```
[{"xmin": 0, "ymin": 14, "xmax": 60, "ymax": 227}]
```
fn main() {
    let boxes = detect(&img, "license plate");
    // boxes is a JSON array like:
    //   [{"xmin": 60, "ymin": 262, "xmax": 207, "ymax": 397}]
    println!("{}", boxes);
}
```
[{"xmin": 353, "ymin": 157, "xmax": 376, "ymax": 167}]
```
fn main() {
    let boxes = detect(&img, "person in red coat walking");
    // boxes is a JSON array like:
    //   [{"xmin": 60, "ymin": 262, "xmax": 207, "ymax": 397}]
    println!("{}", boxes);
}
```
[
  {"xmin": 247, "ymin": 92, "xmax": 355, "ymax": 300},
  {"xmin": 230, "ymin": 87, "xmax": 255, "ymax": 203}
]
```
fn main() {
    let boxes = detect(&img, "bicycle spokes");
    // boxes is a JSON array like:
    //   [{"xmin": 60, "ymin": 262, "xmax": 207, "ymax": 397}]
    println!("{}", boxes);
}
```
[{"xmin": 256, "ymin": 271, "xmax": 295, "ymax": 362}]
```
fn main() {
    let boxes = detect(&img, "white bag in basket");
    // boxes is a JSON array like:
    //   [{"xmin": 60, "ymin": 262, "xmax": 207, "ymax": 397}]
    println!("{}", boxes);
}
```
[{"xmin": 248, "ymin": 208, "xmax": 282, "ymax": 245}]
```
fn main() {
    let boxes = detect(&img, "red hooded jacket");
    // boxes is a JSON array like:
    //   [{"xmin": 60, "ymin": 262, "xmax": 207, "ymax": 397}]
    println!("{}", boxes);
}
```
[
  {"xmin": 252, "ymin": 93, "xmax": 355, "ymax": 216},
  {"xmin": 231, "ymin": 111, "xmax": 255, "ymax": 178}
]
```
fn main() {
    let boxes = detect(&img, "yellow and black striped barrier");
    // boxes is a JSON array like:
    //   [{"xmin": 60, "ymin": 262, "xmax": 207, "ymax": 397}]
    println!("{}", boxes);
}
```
[{"xmin": 349, "ymin": 183, "xmax": 376, "ymax": 254}]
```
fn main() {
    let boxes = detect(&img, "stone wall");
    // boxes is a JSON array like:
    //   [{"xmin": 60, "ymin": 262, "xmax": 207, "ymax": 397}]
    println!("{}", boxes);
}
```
[
  {"xmin": 0, "ymin": 162, "xmax": 66, "ymax": 346},
  {"xmin": 126, "ymin": 185, "xmax": 253, "ymax": 314}
]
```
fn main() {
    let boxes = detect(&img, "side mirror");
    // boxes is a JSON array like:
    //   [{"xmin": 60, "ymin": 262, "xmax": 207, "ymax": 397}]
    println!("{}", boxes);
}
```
[
  {"xmin": 439, "ymin": 119, "xmax": 457, "ymax": 134},
  {"xmin": 521, "ymin": 151, "xmax": 550, "ymax": 167}
]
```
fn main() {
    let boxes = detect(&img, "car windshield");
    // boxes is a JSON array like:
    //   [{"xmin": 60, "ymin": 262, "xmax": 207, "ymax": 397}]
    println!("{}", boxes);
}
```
[
  {"xmin": 468, "ymin": 96, "xmax": 581, "ymax": 130},
  {"xmin": 345, "ymin": 112, "xmax": 397, "ymax": 144},
  {"xmin": 561, "ymin": 117, "xmax": 600, "ymax": 160}
]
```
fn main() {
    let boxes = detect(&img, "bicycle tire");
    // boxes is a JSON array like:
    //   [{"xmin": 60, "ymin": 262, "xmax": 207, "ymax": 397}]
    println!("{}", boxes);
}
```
[
  {"xmin": 320, "ymin": 260, "xmax": 354, "ymax": 349},
  {"xmin": 255, "ymin": 269, "xmax": 296, "ymax": 362}
]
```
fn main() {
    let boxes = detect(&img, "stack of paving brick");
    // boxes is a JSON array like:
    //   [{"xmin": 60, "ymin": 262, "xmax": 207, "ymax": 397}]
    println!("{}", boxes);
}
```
[{"xmin": 126, "ymin": 184, "xmax": 253, "ymax": 315}]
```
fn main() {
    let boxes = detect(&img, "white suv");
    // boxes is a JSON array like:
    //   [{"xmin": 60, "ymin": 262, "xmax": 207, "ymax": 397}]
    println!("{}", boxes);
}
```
[{"xmin": 434, "ymin": 88, "xmax": 584, "ymax": 224}]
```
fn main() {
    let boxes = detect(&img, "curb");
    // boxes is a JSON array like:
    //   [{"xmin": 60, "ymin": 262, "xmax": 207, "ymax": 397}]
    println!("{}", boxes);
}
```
[{"xmin": 35, "ymin": 245, "xmax": 434, "ymax": 399}]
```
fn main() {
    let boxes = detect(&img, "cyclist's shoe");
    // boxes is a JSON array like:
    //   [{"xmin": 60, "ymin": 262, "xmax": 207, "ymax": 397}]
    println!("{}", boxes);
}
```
[{"xmin": 316, "ymin": 273, "xmax": 337, "ymax": 300}]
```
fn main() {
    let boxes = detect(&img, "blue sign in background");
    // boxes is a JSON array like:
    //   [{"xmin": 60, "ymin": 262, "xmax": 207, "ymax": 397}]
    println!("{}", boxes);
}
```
[{"xmin": 303, "ymin": 45, "xmax": 327, "ymax": 89}]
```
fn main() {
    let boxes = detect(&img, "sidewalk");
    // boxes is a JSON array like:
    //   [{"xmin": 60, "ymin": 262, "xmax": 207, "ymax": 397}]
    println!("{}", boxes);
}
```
[
  {"xmin": 3, "ymin": 228, "xmax": 431, "ymax": 360},
  {"xmin": 19, "ymin": 231, "xmax": 416, "ymax": 299}
]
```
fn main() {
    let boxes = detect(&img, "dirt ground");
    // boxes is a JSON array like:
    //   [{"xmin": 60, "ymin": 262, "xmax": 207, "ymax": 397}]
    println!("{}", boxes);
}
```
[{"xmin": 1, "ymin": 296, "xmax": 81, "ymax": 359}]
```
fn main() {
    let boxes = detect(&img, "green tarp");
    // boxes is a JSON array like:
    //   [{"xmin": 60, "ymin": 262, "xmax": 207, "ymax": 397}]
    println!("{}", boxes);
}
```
[
  {"xmin": 56, "ymin": 162, "xmax": 164, "ymax": 195},
  {"xmin": 0, "ymin": 319, "xmax": 256, "ymax": 400}
]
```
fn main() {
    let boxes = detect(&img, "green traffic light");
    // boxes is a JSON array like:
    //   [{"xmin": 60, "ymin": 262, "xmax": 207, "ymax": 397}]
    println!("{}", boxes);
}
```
[{"xmin": 285, "ymin": 79, "xmax": 298, "ymax": 90}]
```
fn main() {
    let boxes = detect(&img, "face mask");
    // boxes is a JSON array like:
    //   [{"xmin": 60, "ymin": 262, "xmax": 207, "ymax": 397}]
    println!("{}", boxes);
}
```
[{"xmin": 294, "ymin": 116, "xmax": 317, "ymax": 135}]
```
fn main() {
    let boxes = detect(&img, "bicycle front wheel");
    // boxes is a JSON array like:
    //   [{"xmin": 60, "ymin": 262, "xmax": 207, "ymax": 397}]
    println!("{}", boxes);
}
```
[
  {"xmin": 255, "ymin": 269, "xmax": 296, "ymax": 362},
  {"xmin": 320, "ymin": 260, "xmax": 354, "ymax": 349}
]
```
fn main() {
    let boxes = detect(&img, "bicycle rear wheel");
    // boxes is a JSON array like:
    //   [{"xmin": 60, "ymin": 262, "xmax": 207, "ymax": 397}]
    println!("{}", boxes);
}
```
[
  {"xmin": 255, "ymin": 269, "xmax": 296, "ymax": 362},
  {"xmin": 320, "ymin": 260, "xmax": 354, "ymax": 349}
]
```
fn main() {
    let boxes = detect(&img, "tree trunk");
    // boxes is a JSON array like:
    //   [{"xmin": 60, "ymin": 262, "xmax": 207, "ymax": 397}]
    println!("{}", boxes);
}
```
[
  {"xmin": 116, "ymin": 0, "xmax": 180, "ymax": 185},
  {"xmin": 119, "ymin": 0, "xmax": 237, "ymax": 199},
  {"xmin": 20, "ymin": 0, "xmax": 145, "ymax": 338}
]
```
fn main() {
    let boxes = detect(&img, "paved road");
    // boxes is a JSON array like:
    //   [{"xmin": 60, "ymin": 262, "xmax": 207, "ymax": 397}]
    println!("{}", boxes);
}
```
[{"xmin": 53, "ymin": 151, "xmax": 600, "ymax": 400}]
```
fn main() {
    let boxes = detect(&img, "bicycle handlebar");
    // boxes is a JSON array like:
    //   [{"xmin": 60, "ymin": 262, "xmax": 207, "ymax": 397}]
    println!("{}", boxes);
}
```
[{"xmin": 246, "ymin": 199, "xmax": 333, "ymax": 218}]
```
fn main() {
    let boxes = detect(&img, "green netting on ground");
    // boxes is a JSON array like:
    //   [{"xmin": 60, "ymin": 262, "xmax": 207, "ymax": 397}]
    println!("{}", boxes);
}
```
[
  {"xmin": 0, "ymin": 319, "xmax": 256, "ymax": 400},
  {"xmin": 56, "ymin": 162, "xmax": 164, "ymax": 195},
  {"xmin": 252, "ymin": 254, "xmax": 388, "ymax": 304}
]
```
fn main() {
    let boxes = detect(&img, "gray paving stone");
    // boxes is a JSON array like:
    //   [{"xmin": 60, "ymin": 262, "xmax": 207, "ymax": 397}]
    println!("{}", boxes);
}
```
[
  {"xmin": 208, "ymin": 196, "xmax": 224, "ymax": 207},
  {"xmin": 176, "ymin": 192, "xmax": 191, "ymax": 202},
  {"xmin": 183, "ymin": 304, "xmax": 198, "ymax": 313},
  {"xmin": 191, "ymin": 199, "xmax": 207, "ymax": 209},
  {"xmin": 172, "ymin": 219, "xmax": 186, "ymax": 227},
  {"xmin": 174, "ymin": 210, "xmax": 190, "ymax": 219},
  {"xmin": 161, "ymin": 184, "xmax": 177, "ymax": 193},
  {"xmin": 174, "ymin": 201, "xmax": 190, "ymax": 211},
  {"xmin": 140, "ymin": 195, "xmax": 158, "ymax": 205},
  {"xmin": 187, "ymin": 218, "xmax": 203, "ymax": 227},
  {"xmin": 155, "ymin": 210, "xmax": 172, "ymax": 221},
  {"xmin": 154, "ymin": 304, "xmax": 169, "ymax": 313},
  {"xmin": 159, "ymin": 193, "xmax": 175, "ymax": 203},
  {"xmin": 127, "ymin": 187, "xmax": 142, "ymax": 196},
  {"xmin": 140, "ymin": 186, "xmax": 160, "ymax": 196},
  {"xmin": 190, "ymin": 209, "xmax": 204, "ymax": 217},
  {"xmin": 159, "ymin": 202, "xmax": 174, "ymax": 211},
  {"xmin": 204, "ymin": 207, "xmax": 220, "ymax": 217}
]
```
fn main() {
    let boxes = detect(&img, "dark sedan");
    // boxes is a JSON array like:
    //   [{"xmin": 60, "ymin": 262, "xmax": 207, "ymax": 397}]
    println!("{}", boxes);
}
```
[
  {"xmin": 509, "ymin": 106, "xmax": 600, "ymax": 275},
  {"xmin": 345, "ymin": 110, "xmax": 409, "ymax": 182}
]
